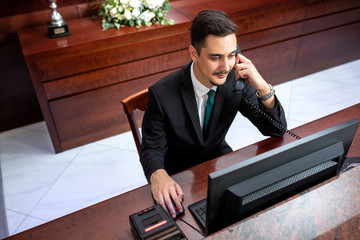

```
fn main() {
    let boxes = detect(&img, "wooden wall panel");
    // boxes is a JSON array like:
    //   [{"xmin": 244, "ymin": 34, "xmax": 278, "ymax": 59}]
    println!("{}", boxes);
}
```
[
  {"xmin": 244, "ymin": 39, "xmax": 300, "ymax": 86},
  {"xmin": 239, "ymin": 6, "xmax": 360, "ymax": 83},
  {"xmin": 49, "ymin": 70, "xmax": 176, "ymax": 149},
  {"xmin": 32, "ymin": 28, "xmax": 190, "ymax": 82},
  {"xmin": 295, "ymin": 22, "xmax": 360, "ymax": 77},
  {"xmin": 43, "ymin": 50, "xmax": 190, "ymax": 100}
]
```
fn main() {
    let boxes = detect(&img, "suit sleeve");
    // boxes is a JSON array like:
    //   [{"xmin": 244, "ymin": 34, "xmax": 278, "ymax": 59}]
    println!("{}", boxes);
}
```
[
  {"xmin": 239, "ymin": 83, "xmax": 287, "ymax": 137},
  {"xmin": 140, "ymin": 87, "xmax": 168, "ymax": 182}
]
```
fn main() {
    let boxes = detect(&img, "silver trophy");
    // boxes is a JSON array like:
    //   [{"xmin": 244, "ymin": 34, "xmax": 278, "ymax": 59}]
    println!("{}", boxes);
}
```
[{"xmin": 46, "ymin": 0, "xmax": 70, "ymax": 38}]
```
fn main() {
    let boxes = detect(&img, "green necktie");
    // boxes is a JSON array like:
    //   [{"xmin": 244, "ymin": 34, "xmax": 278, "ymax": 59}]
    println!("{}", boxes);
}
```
[{"xmin": 204, "ymin": 89, "xmax": 215, "ymax": 132}]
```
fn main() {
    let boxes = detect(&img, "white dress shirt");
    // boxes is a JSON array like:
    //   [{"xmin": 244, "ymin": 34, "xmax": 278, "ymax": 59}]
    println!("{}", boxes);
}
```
[{"xmin": 190, "ymin": 62, "xmax": 217, "ymax": 130}]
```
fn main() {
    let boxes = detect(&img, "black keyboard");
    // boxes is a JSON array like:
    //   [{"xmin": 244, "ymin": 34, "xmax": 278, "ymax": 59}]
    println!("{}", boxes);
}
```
[{"xmin": 188, "ymin": 198, "xmax": 207, "ymax": 228}]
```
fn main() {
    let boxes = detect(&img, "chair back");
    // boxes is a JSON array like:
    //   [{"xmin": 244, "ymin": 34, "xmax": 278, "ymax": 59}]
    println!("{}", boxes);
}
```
[{"xmin": 121, "ymin": 88, "xmax": 149, "ymax": 155}]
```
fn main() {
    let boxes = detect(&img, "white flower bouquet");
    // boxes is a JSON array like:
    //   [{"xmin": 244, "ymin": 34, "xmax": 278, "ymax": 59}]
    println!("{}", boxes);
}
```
[{"xmin": 98, "ymin": 0, "xmax": 174, "ymax": 30}]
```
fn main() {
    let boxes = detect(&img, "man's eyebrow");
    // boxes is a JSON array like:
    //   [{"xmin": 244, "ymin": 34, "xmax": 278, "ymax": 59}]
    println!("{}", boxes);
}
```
[
  {"xmin": 208, "ymin": 50, "xmax": 237, "ymax": 57},
  {"xmin": 208, "ymin": 53, "xmax": 223, "ymax": 57}
]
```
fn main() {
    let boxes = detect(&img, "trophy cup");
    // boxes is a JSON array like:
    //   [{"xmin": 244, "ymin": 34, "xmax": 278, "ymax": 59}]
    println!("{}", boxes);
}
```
[{"xmin": 46, "ymin": 0, "xmax": 70, "ymax": 38}]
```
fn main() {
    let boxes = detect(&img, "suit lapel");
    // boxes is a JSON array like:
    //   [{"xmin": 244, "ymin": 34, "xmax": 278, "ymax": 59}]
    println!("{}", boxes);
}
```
[{"xmin": 179, "ymin": 64, "xmax": 204, "ymax": 146}]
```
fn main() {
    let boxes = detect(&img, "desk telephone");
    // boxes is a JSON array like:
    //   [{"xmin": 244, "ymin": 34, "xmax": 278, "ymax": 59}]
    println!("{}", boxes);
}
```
[{"xmin": 232, "ymin": 52, "xmax": 301, "ymax": 140}]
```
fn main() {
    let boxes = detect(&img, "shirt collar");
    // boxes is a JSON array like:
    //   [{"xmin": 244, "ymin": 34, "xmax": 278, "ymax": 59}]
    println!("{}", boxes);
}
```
[{"xmin": 190, "ymin": 62, "xmax": 217, "ymax": 98}]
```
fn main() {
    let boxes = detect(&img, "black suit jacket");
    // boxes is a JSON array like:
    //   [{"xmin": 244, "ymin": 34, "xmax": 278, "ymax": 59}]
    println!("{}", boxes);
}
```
[{"xmin": 140, "ymin": 62, "xmax": 287, "ymax": 181}]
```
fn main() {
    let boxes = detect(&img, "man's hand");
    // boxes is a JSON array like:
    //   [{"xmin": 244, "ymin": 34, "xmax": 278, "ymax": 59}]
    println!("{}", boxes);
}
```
[
  {"xmin": 234, "ymin": 54, "xmax": 275, "ymax": 110},
  {"xmin": 150, "ymin": 169, "xmax": 184, "ymax": 218},
  {"xmin": 234, "ymin": 54, "xmax": 267, "ymax": 90}
]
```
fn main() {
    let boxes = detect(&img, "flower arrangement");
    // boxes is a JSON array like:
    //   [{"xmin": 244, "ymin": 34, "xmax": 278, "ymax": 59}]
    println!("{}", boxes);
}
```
[{"xmin": 98, "ymin": 0, "xmax": 175, "ymax": 30}]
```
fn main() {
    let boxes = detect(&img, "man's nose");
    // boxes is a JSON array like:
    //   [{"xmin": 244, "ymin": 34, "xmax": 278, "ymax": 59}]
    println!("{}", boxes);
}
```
[{"xmin": 220, "ymin": 58, "xmax": 231, "ymax": 72}]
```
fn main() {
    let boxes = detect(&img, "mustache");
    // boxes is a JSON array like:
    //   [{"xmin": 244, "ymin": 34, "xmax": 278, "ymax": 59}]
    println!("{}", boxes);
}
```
[{"xmin": 212, "ymin": 69, "xmax": 232, "ymax": 76}]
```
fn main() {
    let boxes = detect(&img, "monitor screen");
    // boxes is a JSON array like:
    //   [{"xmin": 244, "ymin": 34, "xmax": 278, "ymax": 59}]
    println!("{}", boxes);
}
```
[{"xmin": 205, "ymin": 119, "xmax": 359, "ymax": 235}]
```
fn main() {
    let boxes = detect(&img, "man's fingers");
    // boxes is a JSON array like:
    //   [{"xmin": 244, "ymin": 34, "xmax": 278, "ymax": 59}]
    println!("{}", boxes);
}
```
[
  {"xmin": 174, "ymin": 184, "xmax": 184, "ymax": 212},
  {"xmin": 175, "ymin": 183, "xmax": 184, "ymax": 201},
  {"xmin": 237, "ymin": 53, "xmax": 250, "ymax": 63},
  {"xmin": 235, "ymin": 54, "xmax": 241, "ymax": 64},
  {"xmin": 169, "ymin": 194, "xmax": 183, "ymax": 215},
  {"xmin": 234, "ymin": 63, "xmax": 248, "ymax": 80},
  {"xmin": 149, "ymin": 169, "xmax": 185, "ymax": 219},
  {"xmin": 153, "ymin": 189, "xmax": 176, "ymax": 218},
  {"xmin": 164, "ymin": 195, "xmax": 177, "ymax": 218}
]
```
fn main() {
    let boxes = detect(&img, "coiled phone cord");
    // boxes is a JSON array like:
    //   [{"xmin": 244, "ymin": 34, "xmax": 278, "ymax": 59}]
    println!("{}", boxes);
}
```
[{"xmin": 242, "ymin": 97, "xmax": 302, "ymax": 140}]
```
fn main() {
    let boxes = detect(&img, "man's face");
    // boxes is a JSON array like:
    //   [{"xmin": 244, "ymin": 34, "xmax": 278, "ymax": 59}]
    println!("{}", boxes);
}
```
[{"xmin": 190, "ymin": 34, "xmax": 237, "ymax": 88}]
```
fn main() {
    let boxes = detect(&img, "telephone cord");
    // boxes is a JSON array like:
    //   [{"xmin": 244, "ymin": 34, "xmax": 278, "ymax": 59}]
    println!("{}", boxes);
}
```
[{"xmin": 243, "ymin": 97, "xmax": 302, "ymax": 140}]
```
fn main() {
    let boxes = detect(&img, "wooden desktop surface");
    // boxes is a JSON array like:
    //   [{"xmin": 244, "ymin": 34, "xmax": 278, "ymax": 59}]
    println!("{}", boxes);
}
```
[{"xmin": 5, "ymin": 103, "xmax": 360, "ymax": 239}]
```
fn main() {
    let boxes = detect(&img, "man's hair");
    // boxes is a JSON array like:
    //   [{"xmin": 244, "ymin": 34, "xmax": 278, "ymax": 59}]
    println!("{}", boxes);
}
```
[{"xmin": 190, "ymin": 9, "xmax": 238, "ymax": 55}]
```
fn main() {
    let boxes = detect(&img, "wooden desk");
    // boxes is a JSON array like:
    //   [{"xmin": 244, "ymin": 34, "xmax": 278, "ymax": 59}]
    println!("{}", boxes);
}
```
[
  {"xmin": 17, "ymin": 0, "xmax": 360, "ymax": 153},
  {"xmin": 206, "ymin": 164, "xmax": 360, "ymax": 240},
  {"xmin": 5, "ymin": 103, "xmax": 360, "ymax": 239}
]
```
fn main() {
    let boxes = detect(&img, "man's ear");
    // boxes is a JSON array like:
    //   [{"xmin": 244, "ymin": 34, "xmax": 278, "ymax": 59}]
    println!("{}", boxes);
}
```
[{"xmin": 189, "ymin": 45, "xmax": 198, "ymax": 62}]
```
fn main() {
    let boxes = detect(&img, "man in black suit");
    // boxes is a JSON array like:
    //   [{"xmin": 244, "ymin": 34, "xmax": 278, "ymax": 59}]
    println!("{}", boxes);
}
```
[{"xmin": 140, "ymin": 9, "xmax": 287, "ymax": 218}]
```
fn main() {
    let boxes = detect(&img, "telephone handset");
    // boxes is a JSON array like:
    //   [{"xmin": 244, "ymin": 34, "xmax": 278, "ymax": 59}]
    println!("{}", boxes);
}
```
[
  {"xmin": 232, "ymin": 47, "xmax": 247, "ymax": 93},
  {"xmin": 232, "ymin": 51, "xmax": 301, "ymax": 140}
]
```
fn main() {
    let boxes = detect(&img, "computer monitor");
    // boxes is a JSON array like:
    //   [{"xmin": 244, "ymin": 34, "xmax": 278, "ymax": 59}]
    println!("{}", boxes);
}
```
[{"xmin": 205, "ymin": 119, "xmax": 359, "ymax": 235}]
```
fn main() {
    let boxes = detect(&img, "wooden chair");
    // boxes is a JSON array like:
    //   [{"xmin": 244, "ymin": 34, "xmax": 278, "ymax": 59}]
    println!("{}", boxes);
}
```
[{"xmin": 121, "ymin": 88, "xmax": 149, "ymax": 155}]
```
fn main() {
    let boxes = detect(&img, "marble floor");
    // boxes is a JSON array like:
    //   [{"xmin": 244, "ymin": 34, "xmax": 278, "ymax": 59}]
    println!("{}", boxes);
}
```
[{"xmin": 1, "ymin": 59, "xmax": 360, "ymax": 237}]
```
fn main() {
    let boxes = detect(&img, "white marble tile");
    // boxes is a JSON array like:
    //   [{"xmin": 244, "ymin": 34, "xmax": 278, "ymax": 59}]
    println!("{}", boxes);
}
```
[
  {"xmin": 226, "ymin": 113, "xmax": 268, "ymax": 151},
  {"xmin": 274, "ymin": 81, "xmax": 293, "ymax": 120},
  {"xmin": 316, "ymin": 59, "xmax": 360, "ymax": 85},
  {"xmin": 226, "ymin": 80, "xmax": 294, "ymax": 151},
  {"xmin": 0, "ymin": 127, "xmax": 55, "ymax": 161},
  {"xmin": 22, "ymin": 121, "xmax": 49, "ymax": 134},
  {"xmin": 1, "ymin": 147, "xmax": 81, "ymax": 215},
  {"xmin": 0, "ymin": 125, "xmax": 83, "ymax": 216},
  {"xmin": 288, "ymin": 67, "xmax": 360, "ymax": 124},
  {"xmin": 92, "ymin": 130, "xmax": 138, "ymax": 153},
  {"xmin": 28, "ymin": 145, "xmax": 147, "ymax": 222},
  {"xmin": 5, "ymin": 210, "xmax": 26, "ymax": 236},
  {"xmin": 12, "ymin": 215, "xmax": 46, "ymax": 236}
]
